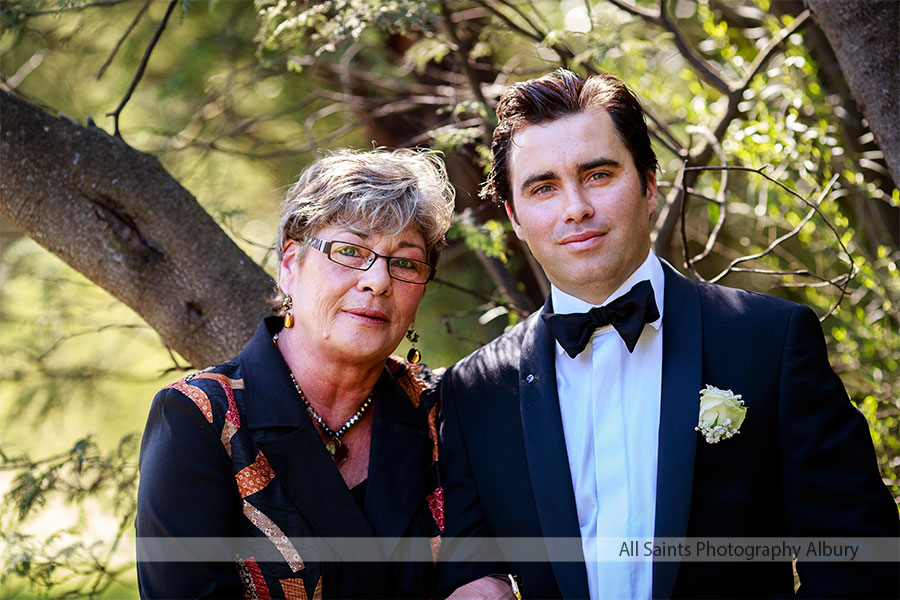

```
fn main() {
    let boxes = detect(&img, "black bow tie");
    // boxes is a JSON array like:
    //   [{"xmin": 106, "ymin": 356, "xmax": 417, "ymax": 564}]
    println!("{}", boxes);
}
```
[{"xmin": 541, "ymin": 279, "xmax": 660, "ymax": 358}]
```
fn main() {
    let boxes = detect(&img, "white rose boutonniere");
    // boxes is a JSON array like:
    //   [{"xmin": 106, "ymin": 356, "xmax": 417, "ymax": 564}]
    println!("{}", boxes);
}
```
[{"xmin": 695, "ymin": 385, "xmax": 747, "ymax": 444}]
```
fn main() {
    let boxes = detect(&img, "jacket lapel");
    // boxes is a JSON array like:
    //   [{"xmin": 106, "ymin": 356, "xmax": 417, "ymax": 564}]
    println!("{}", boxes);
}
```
[
  {"xmin": 652, "ymin": 264, "xmax": 702, "ymax": 599},
  {"xmin": 519, "ymin": 302, "xmax": 590, "ymax": 599},
  {"xmin": 258, "ymin": 425, "xmax": 389, "ymax": 595},
  {"xmin": 257, "ymin": 420, "xmax": 379, "ymax": 540},
  {"xmin": 240, "ymin": 319, "xmax": 387, "ymax": 592},
  {"xmin": 365, "ymin": 370, "xmax": 431, "ymax": 557}
]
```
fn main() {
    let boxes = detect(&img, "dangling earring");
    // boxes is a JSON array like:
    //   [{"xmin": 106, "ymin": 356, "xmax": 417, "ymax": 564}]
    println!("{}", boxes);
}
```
[
  {"xmin": 406, "ymin": 326, "xmax": 421, "ymax": 364},
  {"xmin": 282, "ymin": 295, "xmax": 294, "ymax": 329}
]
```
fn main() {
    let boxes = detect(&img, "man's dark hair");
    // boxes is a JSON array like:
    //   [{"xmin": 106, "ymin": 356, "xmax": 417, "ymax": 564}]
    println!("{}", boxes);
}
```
[{"xmin": 481, "ymin": 68, "xmax": 658, "ymax": 207}]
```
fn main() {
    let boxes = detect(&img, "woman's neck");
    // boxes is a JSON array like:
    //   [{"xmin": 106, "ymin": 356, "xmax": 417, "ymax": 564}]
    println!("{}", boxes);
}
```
[
  {"xmin": 275, "ymin": 327, "xmax": 384, "ymax": 425},
  {"xmin": 275, "ymin": 326, "xmax": 378, "ymax": 487}
]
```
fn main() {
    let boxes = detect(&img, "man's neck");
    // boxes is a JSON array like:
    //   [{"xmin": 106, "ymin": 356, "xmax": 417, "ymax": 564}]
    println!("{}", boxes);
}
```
[{"xmin": 551, "ymin": 250, "xmax": 655, "ymax": 307}]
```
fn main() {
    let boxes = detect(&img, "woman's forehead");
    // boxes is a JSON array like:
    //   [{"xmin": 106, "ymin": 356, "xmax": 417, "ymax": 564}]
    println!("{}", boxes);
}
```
[{"xmin": 317, "ymin": 223, "xmax": 425, "ymax": 248}]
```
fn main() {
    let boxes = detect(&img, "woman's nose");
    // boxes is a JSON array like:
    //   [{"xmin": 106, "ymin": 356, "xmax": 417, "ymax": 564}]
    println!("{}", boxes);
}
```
[{"xmin": 357, "ymin": 256, "xmax": 392, "ymax": 295}]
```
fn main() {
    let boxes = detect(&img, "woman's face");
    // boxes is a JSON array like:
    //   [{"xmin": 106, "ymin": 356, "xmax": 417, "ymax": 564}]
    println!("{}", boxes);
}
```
[{"xmin": 279, "ymin": 224, "xmax": 428, "ymax": 368}]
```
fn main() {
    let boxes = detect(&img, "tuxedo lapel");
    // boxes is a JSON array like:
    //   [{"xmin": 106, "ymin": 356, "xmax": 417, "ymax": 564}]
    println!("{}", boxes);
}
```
[
  {"xmin": 365, "ymin": 370, "xmax": 431, "ymax": 557},
  {"xmin": 652, "ymin": 264, "xmax": 703, "ymax": 599},
  {"xmin": 519, "ymin": 302, "xmax": 590, "ymax": 599}
]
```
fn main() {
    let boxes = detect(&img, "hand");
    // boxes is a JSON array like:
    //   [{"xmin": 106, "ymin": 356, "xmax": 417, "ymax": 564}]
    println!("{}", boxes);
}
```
[{"xmin": 446, "ymin": 575, "xmax": 517, "ymax": 600}]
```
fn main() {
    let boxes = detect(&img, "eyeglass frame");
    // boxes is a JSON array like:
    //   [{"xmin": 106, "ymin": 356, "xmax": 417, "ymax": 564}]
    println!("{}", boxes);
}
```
[{"xmin": 304, "ymin": 237, "xmax": 436, "ymax": 284}]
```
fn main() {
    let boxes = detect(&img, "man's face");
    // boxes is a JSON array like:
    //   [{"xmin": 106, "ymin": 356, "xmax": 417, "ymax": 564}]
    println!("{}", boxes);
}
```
[{"xmin": 506, "ymin": 109, "xmax": 657, "ymax": 304}]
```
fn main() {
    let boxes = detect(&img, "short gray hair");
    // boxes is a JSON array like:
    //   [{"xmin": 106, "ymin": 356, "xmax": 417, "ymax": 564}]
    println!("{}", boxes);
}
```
[{"xmin": 277, "ymin": 148, "xmax": 455, "ymax": 268}]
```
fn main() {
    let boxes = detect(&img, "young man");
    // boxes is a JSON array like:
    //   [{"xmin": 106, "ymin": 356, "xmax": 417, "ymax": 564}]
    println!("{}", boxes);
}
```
[{"xmin": 438, "ymin": 69, "xmax": 898, "ymax": 599}]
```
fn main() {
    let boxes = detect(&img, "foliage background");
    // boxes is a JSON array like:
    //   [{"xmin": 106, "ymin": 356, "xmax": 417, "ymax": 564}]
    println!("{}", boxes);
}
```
[{"xmin": 1, "ymin": 0, "xmax": 897, "ymax": 596}]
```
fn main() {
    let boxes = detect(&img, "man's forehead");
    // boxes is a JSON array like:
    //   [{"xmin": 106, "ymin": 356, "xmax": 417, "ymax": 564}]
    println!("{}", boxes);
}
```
[{"xmin": 508, "ymin": 109, "xmax": 615, "ymax": 176}]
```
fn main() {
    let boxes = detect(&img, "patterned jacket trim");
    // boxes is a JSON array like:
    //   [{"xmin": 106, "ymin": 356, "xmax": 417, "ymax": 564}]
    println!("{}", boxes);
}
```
[
  {"xmin": 242, "ymin": 500, "xmax": 305, "ymax": 573},
  {"xmin": 238, "ymin": 556, "xmax": 271, "ymax": 600},
  {"xmin": 281, "ymin": 575, "xmax": 322, "ymax": 600}
]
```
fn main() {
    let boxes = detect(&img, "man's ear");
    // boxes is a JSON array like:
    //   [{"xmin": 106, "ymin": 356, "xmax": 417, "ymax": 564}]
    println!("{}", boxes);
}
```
[
  {"xmin": 645, "ymin": 171, "xmax": 658, "ymax": 217},
  {"xmin": 504, "ymin": 201, "xmax": 525, "ymax": 240}
]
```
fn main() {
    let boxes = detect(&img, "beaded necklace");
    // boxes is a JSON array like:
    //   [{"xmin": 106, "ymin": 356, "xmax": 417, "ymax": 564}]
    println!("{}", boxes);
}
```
[{"xmin": 274, "ymin": 333, "xmax": 372, "ymax": 466}]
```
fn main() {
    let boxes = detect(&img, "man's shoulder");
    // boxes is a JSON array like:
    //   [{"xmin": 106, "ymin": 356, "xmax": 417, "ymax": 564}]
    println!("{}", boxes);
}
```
[
  {"xmin": 669, "ymin": 264, "xmax": 808, "ymax": 323},
  {"xmin": 697, "ymin": 279, "xmax": 798, "ymax": 312},
  {"xmin": 443, "ymin": 311, "xmax": 537, "ymax": 386},
  {"xmin": 684, "ymin": 275, "xmax": 820, "ymax": 342}
]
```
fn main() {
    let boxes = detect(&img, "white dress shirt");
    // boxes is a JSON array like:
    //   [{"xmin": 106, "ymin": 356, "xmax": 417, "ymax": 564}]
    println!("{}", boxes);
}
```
[{"xmin": 551, "ymin": 251, "xmax": 665, "ymax": 600}]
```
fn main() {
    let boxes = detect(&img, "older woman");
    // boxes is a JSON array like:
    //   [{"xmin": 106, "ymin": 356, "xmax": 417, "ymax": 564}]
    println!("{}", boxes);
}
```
[{"xmin": 136, "ymin": 149, "xmax": 454, "ymax": 598}]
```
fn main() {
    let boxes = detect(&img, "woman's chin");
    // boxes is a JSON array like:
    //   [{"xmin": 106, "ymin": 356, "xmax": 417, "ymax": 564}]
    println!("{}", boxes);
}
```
[{"xmin": 330, "ymin": 331, "xmax": 402, "ymax": 365}]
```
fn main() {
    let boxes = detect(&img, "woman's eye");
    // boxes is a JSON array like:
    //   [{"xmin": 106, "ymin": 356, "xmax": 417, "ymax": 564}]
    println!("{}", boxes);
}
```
[
  {"xmin": 336, "ymin": 245, "xmax": 360, "ymax": 257},
  {"xmin": 392, "ymin": 258, "xmax": 416, "ymax": 270},
  {"xmin": 533, "ymin": 184, "xmax": 552, "ymax": 195}
]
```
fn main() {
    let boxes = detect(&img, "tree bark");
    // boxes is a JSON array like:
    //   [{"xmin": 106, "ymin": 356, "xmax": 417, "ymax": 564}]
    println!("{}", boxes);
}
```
[
  {"xmin": 807, "ymin": 0, "xmax": 900, "ymax": 188},
  {"xmin": 0, "ymin": 91, "xmax": 274, "ymax": 367}
]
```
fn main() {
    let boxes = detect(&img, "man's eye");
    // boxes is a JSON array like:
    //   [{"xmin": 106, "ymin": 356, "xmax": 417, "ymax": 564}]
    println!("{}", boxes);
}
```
[
  {"xmin": 533, "ymin": 184, "xmax": 553, "ymax": 195},
  {"xmin": 588, "ymin": 171, "xmax": 609, "ymax": 182}
]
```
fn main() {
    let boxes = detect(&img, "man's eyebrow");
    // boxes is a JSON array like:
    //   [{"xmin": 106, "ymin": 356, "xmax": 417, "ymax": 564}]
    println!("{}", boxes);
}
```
[
  {"xmin": 578, "ymin": 158, "xmax": 621, "ymax": 173},
  {"xmin": 519, "ymin": 171, "xmax": 557, "ymax": 194},
  {"xmin": 518, "ymin": 159, "xmax": 624, "ymax": 194}
]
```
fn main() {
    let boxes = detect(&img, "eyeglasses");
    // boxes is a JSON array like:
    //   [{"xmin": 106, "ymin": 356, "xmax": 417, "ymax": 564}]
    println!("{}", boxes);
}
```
[{"xmin": 305, "ymin": 238, "xmax": 435, "ymax": 284}]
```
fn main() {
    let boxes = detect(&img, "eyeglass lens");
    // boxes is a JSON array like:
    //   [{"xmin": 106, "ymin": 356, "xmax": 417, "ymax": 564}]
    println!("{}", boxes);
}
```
[{"xmin": 328, "ymin": 241, "xmax": 432, "ymax": 283}]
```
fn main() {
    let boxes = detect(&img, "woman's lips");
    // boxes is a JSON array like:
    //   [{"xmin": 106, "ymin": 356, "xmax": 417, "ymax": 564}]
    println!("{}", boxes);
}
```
[{"xmin": 345, "ymin": 308, "xmax": 390, "ymax": 324}]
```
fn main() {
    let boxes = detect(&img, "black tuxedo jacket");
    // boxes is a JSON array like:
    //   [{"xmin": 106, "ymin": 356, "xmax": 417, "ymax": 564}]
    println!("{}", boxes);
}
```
[{"xmin": 437, "ymin": 263, "xmax": 898, "ymax": 599}]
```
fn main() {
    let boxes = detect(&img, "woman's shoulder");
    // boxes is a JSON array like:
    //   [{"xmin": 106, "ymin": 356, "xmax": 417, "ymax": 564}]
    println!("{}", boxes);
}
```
[
  {"xmin": 386, "ymin": 356, "xmax": 442, "ymax": 470},
  {"xmin": 153, "ymin": 359, "xmax": 244, "ymax": 431},
  {"xmin": 385, "ymin": 355, "xmax": 440, "ymax": 411}
]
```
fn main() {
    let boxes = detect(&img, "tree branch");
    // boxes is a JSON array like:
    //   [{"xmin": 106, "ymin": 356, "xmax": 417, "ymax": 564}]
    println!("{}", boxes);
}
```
[
  {"xmin": 1, "ymin": 90, "xmax": 274, "ymax": 367},
  {"xmin": 706, "ymin": 172, "xmax": 844, "ymax": 283},
  {"xmin": 807, "ymin": 0, "xmax": 900, "ymax": 186},
  {"xmin": 606, "ymin": 0, "xmax": 730, "ymax": 94},
  {"xmin": 656, "ymin": 0, "xmax": 731, "ymax": 94},
  {"xmin": 705, "ymin": 9, "xmax": 811, "ymax": 155},
  {"xmin": 441, "ymin": 1, "xmax": 490, "ymax": 119},
  {"xmin": 686, "ymin": 126, "xmax": 728, "ymax": 265},
  {"xmin": 476, "ymin": 0, "xmax": 576, "ymax": 65},
  {"xmin": 654, "ymin": 10, "xmax": 812, "ymax": 261},
  {"xmin": 106, "ymin": 0, "xmax": 178, "ymax": 137},
  {"xmin": 95, "ymin": 0, "xmax": 152, "ymax": 80},
  {"xmin": 20, "ymin": 0, "xmax": 133, "ymax": 17},
  {"xmin": 36, "ymin": 323, "xmax": 148, "ymax": 362},
  {"xmin": 495, "ymin": 0, "xmax": 549, "ymax": 41}
]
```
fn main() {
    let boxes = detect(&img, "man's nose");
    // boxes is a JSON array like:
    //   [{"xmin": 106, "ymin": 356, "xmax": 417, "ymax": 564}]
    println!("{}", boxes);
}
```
[{"xmin": 562, "ymin": 186, "xmax": 594, "ymax": 222}]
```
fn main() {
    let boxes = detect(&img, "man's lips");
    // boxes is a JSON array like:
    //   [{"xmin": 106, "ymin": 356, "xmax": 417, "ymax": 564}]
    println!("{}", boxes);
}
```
[{"xmin": 559, "ymin": 231, "xmax": 605, "ymax": 245}]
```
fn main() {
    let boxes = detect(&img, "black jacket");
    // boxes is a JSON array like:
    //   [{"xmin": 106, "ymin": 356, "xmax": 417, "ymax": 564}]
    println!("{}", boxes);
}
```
[
  {"xmin": 438, "ymin": 262, "xmax": 898, "ymax": 599},
  {"xmin": 137, "ymin": 317, "xmax": 443, "ymax": 599}
]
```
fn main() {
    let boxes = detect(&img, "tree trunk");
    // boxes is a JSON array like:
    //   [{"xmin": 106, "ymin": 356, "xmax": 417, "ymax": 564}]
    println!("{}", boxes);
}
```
[
  {"xmin": 807, "ymin": 0, "xmax": 900, "ymax": 189},
  {"xmin": 0, "ymin": 91, "xmax": 274, "ymax": 367}
]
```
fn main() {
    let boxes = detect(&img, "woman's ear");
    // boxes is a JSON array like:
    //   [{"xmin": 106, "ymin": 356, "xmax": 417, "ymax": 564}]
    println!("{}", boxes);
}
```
[{"xmin": 279, "ymin": 239, "xmax": 300, "ymax": 291}]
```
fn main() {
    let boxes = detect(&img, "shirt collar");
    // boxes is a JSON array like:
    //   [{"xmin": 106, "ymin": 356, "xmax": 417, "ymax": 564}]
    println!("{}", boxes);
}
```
[{"xmin": 548, "ymin": 250, "xmax": 665, "ymax": 355}]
